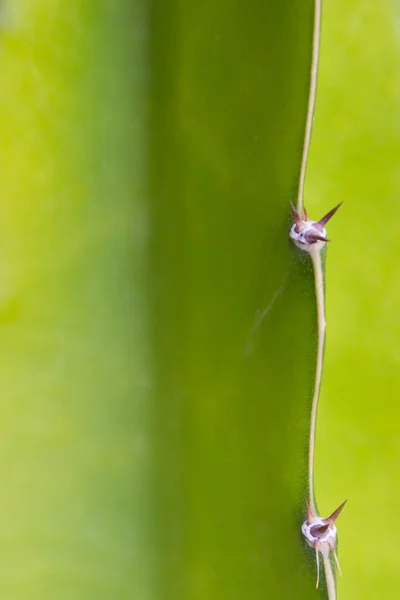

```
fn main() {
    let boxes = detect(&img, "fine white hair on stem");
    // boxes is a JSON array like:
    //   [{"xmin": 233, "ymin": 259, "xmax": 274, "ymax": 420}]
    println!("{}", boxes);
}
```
[{"xmin": 297, "ymin": 0, "xmax": 322, "ymax": 217}]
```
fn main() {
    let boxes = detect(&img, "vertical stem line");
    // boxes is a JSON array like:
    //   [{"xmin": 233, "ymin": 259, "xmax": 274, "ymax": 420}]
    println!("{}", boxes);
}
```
[
  {"xmin": 322, "ymin": 547, "xmax": 337, "ymax": 600},
  {"xmin": 296, "ymin": 5, "xmax": 339, "ymax": 596},
  {"xmin": 308, "ymin": 248, "xmax": 326, "ymax": 516},
  {"xmin": 297, "ymin": 0, "xmax": 321, "ymax": 216}
]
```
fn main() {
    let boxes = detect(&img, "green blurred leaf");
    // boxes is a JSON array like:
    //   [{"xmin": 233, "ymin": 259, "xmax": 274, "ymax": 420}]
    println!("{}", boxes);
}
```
[
  {"xmin": 0, "ymin": 3, "xmax": 150, "ymax": 599},
  {"xmin": 149, "ymin": 1, "xmax": 329, "ymax": 598}
]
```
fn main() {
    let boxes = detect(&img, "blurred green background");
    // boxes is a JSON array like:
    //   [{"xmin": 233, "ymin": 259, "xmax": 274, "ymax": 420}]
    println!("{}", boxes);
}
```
[
  {"xmin": 309, "ymin": 0, "xmax": 400, "ymax": 598},
  {"xmin": 0, "ymin": 3, "xmax": 150, "ymax": 599}
]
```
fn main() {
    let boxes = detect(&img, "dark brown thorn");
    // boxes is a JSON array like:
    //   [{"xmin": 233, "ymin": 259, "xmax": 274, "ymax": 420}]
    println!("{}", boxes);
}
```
[
  {"xmin": 290, "ymin": 202, "xmax": 302, "ymax": 232},
  {"xmin": 318, "ymin": 202, "xmax": 343, "ymax": 227},
  {"xmin": 313, "ymin": 235, "xmax": 330, "ymax": 243},
  {"xmin": 310, "ymin": 523, "xmax": 330, "ymax": 538},
  {"xmin": 304, "ymin": 232, "xmax": 330, "ymax": 244},
  {"xmin": 324, "ymin": 499, "xmax": 347, "ymax": 525}
]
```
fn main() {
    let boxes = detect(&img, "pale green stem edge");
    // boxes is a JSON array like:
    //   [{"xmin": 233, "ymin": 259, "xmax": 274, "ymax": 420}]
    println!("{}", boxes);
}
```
[
  {"xmin": 297, "ymin": 0, "xmax": 321, "ymax": 217},
  {"xmin": 308, "ymin": 248, "xmax": 326, "ymax": 517},
  {"xmin": 296, "ymin": 0, "xmax": 339, "ymax": 597}
]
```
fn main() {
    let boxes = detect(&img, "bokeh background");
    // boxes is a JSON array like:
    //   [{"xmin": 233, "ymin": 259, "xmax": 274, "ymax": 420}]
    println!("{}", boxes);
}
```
[
  {"xmin": 309, "ymin": 1, "xmax": 400, "ymax": 597},
  {"xmin": 0, "ymin": 4, "xmax": 149, "ymax": 599}
]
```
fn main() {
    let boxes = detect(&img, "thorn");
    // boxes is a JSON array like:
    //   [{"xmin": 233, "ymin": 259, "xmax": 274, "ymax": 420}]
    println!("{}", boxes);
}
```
[
  {"xmin": 305, "ymin": 500, "xmax": 314, "ymax": 523},
  {"xmin": 303, "ymin": 206, "xmax": 310, "ymax": 221},
  {"xmin": 329, "ymin": 541, "xmax": 343, "ymax": 577},
  {"xmin": 317, "ymin": 202, "xmax": 343, "ymax": 227},
  {"xmin": 315, "ymin": 545, "xmax": 320, "ymax": 588},
  {"xmin": 304, "ymin": 232, "xmax": 330, "ymax": 244},
  {"xmin": 333, "ymin": 547, "xmax": 342, "ymax": 576},
  {"xmin": 290, "ymin": 202, "xmax": 302, "ymax": 232},
  {"xmin": 311, "ymin": 523, "xmax": 330, "ymax": 537},
  {"xmin": 313, "ymin": 235, "xmax": 330, "ymax": 243},
  {"xmin": 325, "ymin": 499, "xmax": 347, "ymax": 526}
]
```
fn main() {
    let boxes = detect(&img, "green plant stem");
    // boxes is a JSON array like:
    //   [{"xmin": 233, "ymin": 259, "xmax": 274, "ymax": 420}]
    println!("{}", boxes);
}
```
[
  {"xmin": 297, "ymin": 0, "xmax": 321, "ymax": 217},
  {"xmin": 322, "ymin": 546, "xmax": 336, "ymax": 600},
  {"xmin": 309, "ymin": 248, "xmax": 326, "ymax": 517}
]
